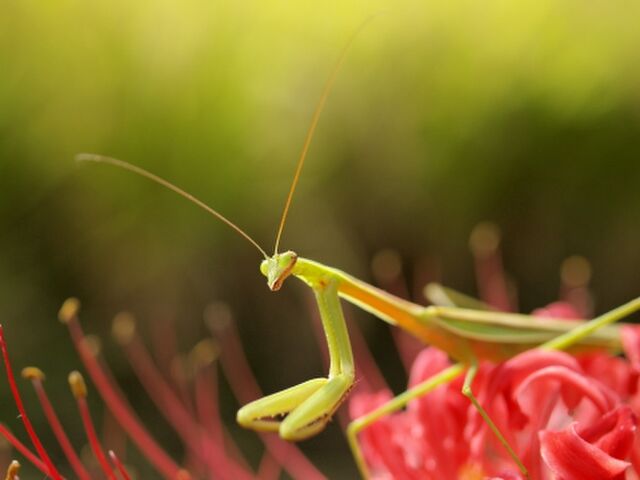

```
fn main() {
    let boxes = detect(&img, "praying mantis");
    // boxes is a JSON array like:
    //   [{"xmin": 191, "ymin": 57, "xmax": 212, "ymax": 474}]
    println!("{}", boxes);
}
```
[{"xmin": 77, "ymin": 22, "xmax": 640, "ymax": 480}]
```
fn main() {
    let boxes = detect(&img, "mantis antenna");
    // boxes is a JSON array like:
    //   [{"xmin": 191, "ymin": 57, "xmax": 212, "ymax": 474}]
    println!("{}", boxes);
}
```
[
  {"xmin": 75, "ymin": 153, "xmax": 269, "ymax": 259},
  {"xmin": 272, "ymin": 17, "xmax": 375, "ymax": 255}
]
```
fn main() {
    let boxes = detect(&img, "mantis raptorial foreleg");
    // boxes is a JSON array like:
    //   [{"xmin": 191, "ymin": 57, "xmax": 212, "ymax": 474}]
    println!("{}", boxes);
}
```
[{"xmin": 237, "ymin": 278, "xmax": 355, "ymax": 441}]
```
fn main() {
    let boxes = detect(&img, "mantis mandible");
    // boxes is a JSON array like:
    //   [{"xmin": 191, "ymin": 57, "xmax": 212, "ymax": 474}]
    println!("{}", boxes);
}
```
[{"xmin": 77, "ymin": 22, "xmax": 640, "ymax": 479}]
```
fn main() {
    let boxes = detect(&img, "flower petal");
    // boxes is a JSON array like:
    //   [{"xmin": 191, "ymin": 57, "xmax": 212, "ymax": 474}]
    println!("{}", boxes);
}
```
[
  {"xmin": 622, "ymin": 325, "xmax": 640, "ymax": 372},
  {"xmin": 532, "ymin": 301, "xmax": 582, "ymax": 320},
  {"xmin": 407, "ymin": 348, "xmax": 451, "ymax": 388},
  {"xmin": 540, "ymin": 406, "xmax": 636, "ymax": 480},
  {"xmin": 348, "ymin": 390, "xmax": 401, "ymax": 476},
  {"xmin": 577, "ymin": 406, "xmax": 636, "ymax": 460},
  {"xmin": 349, "ymin": 390, "xmax": 392, "ymax": 420},
  {"xmin": 516, "ymin": 365, "xmax": 614, "ymax": 413},
  {"xmin": 487, "ymin": 473, "xmax": 525, "ymax": 480}
]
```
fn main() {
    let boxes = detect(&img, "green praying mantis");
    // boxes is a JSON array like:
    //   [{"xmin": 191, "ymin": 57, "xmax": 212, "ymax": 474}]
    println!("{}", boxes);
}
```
[{"xmin": 77, "ymin": 24, "xmax": 640, "ymax": 480}]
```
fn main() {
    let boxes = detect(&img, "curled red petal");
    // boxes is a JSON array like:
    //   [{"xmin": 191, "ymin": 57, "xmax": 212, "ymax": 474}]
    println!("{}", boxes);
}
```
[
  {"xmin": 516, "ymin": 365, "xmax": 614, "ymax": 413},
  {"xmin": 540, "ymin": 406, "xmax": 636, "ymax": 480},
  {"xmin": 577, "ymin": 406, "xmax": 637, "ymax": 460},
  {"xmin": 477, "ymin": 350, "xmax": 581, "ymax": 431},
  {"xmin": 496, "ymin": 349, "xmax": 582, "ymax": 394}
]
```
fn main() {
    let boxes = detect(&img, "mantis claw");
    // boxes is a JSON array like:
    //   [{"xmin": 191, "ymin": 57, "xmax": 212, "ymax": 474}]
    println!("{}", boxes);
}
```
[
  {"xmin": 237, "ymin": 378, "xmax": 327, "ymax": 433},
  {"xmin": 237, "ymin": 375, "xmax": 353, "ymax": 441},
  {"xmin": 280, "ymin": 375, "xmax": 353, "ymax": 440}
]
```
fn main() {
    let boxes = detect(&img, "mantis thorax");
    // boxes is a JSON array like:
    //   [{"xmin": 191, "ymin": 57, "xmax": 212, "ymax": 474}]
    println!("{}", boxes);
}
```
[{"xmin": 261, "ymin": 251, "xmax": 298, "ymax": 291}]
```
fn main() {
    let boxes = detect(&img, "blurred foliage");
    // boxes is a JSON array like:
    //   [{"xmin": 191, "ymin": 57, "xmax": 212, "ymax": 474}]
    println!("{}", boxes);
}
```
[{"xmin": 2, "ymin": 0, "xmax": 640, "ymax": 477}]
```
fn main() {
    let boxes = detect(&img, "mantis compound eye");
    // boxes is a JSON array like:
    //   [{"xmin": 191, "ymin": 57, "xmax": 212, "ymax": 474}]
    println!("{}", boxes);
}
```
[{"xmin": 260, "ymin": 259, "xmax": 269, "ymax": 277}]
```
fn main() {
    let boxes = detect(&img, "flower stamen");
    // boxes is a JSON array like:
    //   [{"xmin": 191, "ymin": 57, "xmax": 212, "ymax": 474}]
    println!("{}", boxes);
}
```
[
  {"xmin": 469, "ymin": 222, "xmax": 513, "ymax": 311},
  {"xmin": 58, "ymin": 298, "xmax": 187, "ymax": 479},
  {"xmin": 112, "ymin": 312, "xmax": 251, "ymax": 480},
  {"xmin": 68, "ymin": 370, "xmax": 116, "ymax": 479},
  {"xmin": 0, "ymin": 425, "xmax": 48, "ymax": 476},
  {"xmin": 206, "ymin": 303, "xmax": 325, "ymax": 480},
  {"xmin": 0, "ymin": 325, "xmax": 62, "ymax": 480},
  {"xmin": 108, "ymin": 450, "xmax": 132, "ymax": 480},
  {"xmin": 22, "ymin": 366, "xmax": 92, "ymax": 480},
  {"xmin": 3, "ymin": 460, "xmax": 20, "ymax": 480}
]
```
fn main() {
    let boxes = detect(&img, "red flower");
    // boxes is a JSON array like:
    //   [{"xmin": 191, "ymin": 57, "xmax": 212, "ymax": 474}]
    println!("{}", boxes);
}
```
[
  {"xmin": 349, "ymin": 230, "xmax": 640, "ymax": 479},
  {"xmin": 539, "ymin": 406, "xmax": 636, "ymax": 480},
  {"xmin": 0, "ymin": 300, "xmax": 325, "ymax": 479},
  {"xmin": 350, "ymin": 320, "xmax": 640, "ymax": 479}
]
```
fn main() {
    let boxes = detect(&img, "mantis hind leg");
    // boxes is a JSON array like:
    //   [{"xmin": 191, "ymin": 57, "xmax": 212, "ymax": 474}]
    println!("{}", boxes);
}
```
[
  {"xmin": 543, "ymin": 296, "xmax": 640, "ymax": 351},
  {"xmin": 346, "ymin": 361, "xmax": 528, "ymax": 479},
  {"xmin": 462, "ymin": 362, "xmax": 528, "ymax": 476},
  {"xmin": 346, "ymin": 363, "xmax": 465, "ymax": 479}
]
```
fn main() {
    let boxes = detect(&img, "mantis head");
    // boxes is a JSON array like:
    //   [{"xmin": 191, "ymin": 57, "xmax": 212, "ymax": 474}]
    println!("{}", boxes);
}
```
[{"xmin": 260, "ymin": 251, "xmax": 298, "ymax": 291}]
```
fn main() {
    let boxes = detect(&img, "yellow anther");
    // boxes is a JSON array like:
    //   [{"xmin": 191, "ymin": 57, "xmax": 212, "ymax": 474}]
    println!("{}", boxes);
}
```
[
  {"xmin": 176, "ymin": 469, "xmax": 192, "ymax": 480},
  {"xmin": 112, "ymin": 312, "xmax": 136, "ymax": 345},
  {"xmin": 561, "ymin": 255, "xmax": 592, "ymax": 288},
  {"xmin": 459, "ymin": 463, "xmax": 485, "ymax": 480},
  {"xmin": 68, "ymin": 371, "xmax": 88, "ymax": 398},
  {"xmin": 204, "ymin": 302, "xmax": 232, "ymax": 333},
  {"xmin": 21, "ymin": 366, "xmax": 45, "ymax": 381},
  {"xmin": 469, "ymin": 222, "xmax": 501, "ymax": 258},
  {"xmin": 189, "ymin": 339, "xmax": 220, "ymax": 370},
  {"xmin": 58, "ymin": 297, "xmax": 81, "ymax": 324},
  {"xmin": 4, "ymin": 460, "xmax": 20, "ymax": 480},
  {"xmin": 371, "ymin": 249, "xmax": 402, "ymax": 284}
]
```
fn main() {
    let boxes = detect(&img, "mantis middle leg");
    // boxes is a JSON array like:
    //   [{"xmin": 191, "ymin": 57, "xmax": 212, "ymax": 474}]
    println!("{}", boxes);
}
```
[
  {"xmin": 346, "ymin": 360, "xmax": 527, "ymax": 478},
  {"xmin": 346, "ymin": 363, "xmax": 465, "ymax": 479},
  {"xmin": 462, "ymin": 361, "xmax": 527, "ymax": 476}
]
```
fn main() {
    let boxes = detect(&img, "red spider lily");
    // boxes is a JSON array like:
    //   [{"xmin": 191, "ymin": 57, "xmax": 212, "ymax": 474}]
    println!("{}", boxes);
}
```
[
  {"xmin": 348, "ymin": 225, "xmax": 640, "ymax": 479},
  {"xmin": 350, "ymin": 320, "xmax": 640, "ymax": 479},
  {"xmin": 0, "ymin": 298, "xmax": 325, "ymax": 479}
]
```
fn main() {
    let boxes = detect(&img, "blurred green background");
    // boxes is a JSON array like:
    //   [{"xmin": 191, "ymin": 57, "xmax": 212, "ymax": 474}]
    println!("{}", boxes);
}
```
[{"xmin": 2, "ymin": 0, "xmax": 640, "ymax": 478}]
